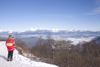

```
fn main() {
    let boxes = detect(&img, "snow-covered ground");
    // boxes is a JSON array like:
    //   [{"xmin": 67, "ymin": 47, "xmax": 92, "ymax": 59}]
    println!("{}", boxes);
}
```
[{"xmin": 0, "ymin": 41, "xmax": 58, "ymax": 67}]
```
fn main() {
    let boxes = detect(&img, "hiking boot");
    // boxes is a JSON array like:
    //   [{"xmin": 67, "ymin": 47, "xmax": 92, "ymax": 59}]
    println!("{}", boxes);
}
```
[
  {"xmin": 10, "ymin": 59, "xmax": 13, "ymax": 61},
  {"xmin": 7, "ymin": 58, "xmax": 9, "ymax": 61}
]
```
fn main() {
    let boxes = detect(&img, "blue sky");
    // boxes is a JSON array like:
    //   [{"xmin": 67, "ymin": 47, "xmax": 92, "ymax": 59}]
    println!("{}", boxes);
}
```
[{"xmin": 0, "ymin": 0, "xmax": 100, "ymax": 31}]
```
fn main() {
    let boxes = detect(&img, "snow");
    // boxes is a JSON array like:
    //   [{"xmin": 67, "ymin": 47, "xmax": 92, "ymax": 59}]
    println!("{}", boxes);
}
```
[
  {"xmin": 8, "ymin": 30, "xmax": 13, "ymax": 33},
  {"xmin": 29, "ymin": 28, "xmax": 38, "ymax": 31},
  {"xmin": 0, "ymin": 41, "xmax": 58, "ymax": 67},
  {"xmin": 0, "ymin": 29, "xmax": 3, "ymax": 32},
  {"xmin": 29, "ymin": 28, "xmax": 50, "ymax": 31},
  {"xmin": 51, "ymin": 29, "xmax": 60, "ymax": 32},
  {"xmin": 28, "ymin": 28, "xmax": 86, "ymax": 32}
]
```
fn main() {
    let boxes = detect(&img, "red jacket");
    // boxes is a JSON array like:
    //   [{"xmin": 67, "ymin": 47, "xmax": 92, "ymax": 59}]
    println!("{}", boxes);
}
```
[{"xmin": 6, "ymin": 39, "xmax": 15, "ymax": 51}]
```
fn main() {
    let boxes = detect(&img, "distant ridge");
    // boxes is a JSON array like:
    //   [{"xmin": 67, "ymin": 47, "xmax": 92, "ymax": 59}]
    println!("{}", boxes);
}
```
[{"xmin": 0, "ymin": 28, "xmax": 100, "ymax": 35}]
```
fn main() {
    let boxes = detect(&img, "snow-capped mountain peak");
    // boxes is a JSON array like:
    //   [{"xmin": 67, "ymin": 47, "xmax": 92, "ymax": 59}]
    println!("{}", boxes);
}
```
[
  {"xmin": 0, "ymin": 28, "xmax": 100, "ymax": 35},
  {"xmin": 8, "ymin": 30, "xmax": 13, "ymax": 33},
  {"xmin": 29, "ymin": 28, "xmax": 38, "ymax": 31},
  {"xmin": 29, "ymin": 28, "xmax": 50, "ymax": 31},
  {"xmin": 51, "ymin": 29, "xmax": 60, "ymax": 32}
]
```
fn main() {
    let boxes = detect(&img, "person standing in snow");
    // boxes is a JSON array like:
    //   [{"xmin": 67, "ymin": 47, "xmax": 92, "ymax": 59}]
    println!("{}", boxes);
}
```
[{"xmin": 6, "ymin": 35, "xmax": 15, "ymax": 61}]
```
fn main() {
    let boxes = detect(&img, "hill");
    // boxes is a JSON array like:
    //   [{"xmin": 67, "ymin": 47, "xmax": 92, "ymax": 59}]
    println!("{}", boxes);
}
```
[{"xmin": 0, "ymin": 41, "xmax": 58, "ymax": 67}]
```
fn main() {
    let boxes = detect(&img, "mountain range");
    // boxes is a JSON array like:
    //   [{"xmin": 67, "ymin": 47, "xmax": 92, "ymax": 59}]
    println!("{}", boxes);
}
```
[{"xmin": 0, "ymin": 29, "xmax": 100, "ymax": 35}]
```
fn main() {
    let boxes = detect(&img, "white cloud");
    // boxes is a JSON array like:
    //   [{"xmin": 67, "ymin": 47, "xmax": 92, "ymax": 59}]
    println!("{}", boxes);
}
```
[
  {"xmin": 87, "ymin": 6, "xmax": 100, "ymax": 15},
  {"xmin": 64, "ymin": 15, "xmax": 74, "ymax": 18},
  {"xmin": 43, "ymin": 15, "xmax": 73, "ymax": 18},
  {"xmin": 87, "ymin": 0, "xmax": 100, "ymax": 15},
  {"xmin": 93, "ymin": 6, "xmax": 100, "ymax": 14},
  {"xmin": 96, "ymin": 0, "xmax": 100, "ymax": 5}
]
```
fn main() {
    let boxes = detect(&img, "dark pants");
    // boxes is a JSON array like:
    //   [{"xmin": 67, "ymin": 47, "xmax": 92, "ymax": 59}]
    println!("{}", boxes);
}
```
[{"xmin": 8, "ymin": 51, "xmax": 13, "ymax": 59}]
